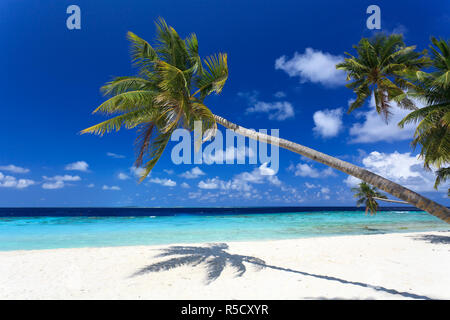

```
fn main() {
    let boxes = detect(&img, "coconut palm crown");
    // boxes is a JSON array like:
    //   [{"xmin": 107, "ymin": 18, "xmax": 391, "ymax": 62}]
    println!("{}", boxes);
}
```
[
  {"xmin": 81, "ymin": 18, "xmax": 227, "ymax": 181},
  {"xmin": 336, "ymin": 33, "xmax": 430, "ymax": 121},
  {"xmin": 399, "ymin": 37, "xmax": 450, "ymax": 192},
  {"xmin": 352, "ymin": 182, "xmax": 387, "ymax": 215}
]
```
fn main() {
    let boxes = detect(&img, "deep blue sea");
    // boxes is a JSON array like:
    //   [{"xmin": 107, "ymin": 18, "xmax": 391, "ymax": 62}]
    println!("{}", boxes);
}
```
[{"xmin": 0, "ymin": 207, "xmax": 448, "ymax": 251}]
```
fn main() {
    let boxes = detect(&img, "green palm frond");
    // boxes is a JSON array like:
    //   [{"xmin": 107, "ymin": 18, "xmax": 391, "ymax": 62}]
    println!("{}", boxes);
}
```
[
  {"xmin": 134, "ymin": 122, "xmax": 155, "ymax": 168},
  {"xmin": 434, "ymin": 167, "xmax": 450, "ymax": 194},
  {"xmin": 185, "ymin": 33, "xmax": 203, "ymax": 75},
  {"xmin": 156, "ymin": 60, "xmax": 189, "ymax": 94},
  {"xmin": 433, "ymin": 71, "xmax": 450, "ymax": 89},
  {"xmin": 127, "ymin": 31, "xmax": 158, "ymax": 63},
  {"xmin": 195, "ymin": 53, "xmax": 228, "ymax": 99},
  {"xmin": 137, "ymin": 130, "xmax": 173, "ymax": 182},
  {"xmin": 82, "ymin": 18, "xmax": 229, "ymax": 181},
  {"xmin": 154, "ymin": 18, "xmax": 190, "ymax": 71},
  {"xmin": 347, "ymin": 83, "xmax": 370, "ymax": 113},
  {"xmin": 398, "ymin": 36, "xmax": 450, "ymax": 189},
  {"xmin": 101, "ymin": 77, "xmax": 154, "ymax": 96},
  {"xmin": 81, "ymin": 108, "xmax": 155, "ymax": 136},
  {"xmin": 92, "ymin": 91, "xmax": 156, "ymax": 115},
  {"xmin": 190, "ymin": 101, "xmax": 217, "ymax": 147},
  {"xmin": 352, "ymin": 182, "xmax": 387, "ymax": 216},
  {"xmin": 338, "ymin": 33, "xmax": 430, "ymax": 119},
  {"xmin": 127, "ymin": 31, "xmax": 159, "ymax": 78}
]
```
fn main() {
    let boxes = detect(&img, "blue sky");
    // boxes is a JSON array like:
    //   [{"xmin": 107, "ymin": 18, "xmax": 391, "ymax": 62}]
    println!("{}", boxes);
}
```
[{"xmin": 1, "ymin": 0, "xmax": 449, "ymax": 207}]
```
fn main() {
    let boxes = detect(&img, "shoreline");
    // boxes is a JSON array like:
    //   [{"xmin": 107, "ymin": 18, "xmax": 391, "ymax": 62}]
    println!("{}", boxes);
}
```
[
  {"xmin": 1, "ymin": 226, "xmax": 449, "ymax": 252},
  {"xmin": 0, "ymin": 206, "xmax": 427, "ymax": 217}
]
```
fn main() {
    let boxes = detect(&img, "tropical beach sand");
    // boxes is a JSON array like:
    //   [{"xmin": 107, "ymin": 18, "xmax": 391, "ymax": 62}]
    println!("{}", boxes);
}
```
[{"xmin": 0, "ymin": 230, "xmax": 449, "ymax": 300}]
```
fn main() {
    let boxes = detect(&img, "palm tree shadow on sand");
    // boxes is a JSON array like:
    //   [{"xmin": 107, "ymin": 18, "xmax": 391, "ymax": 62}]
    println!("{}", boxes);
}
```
[
  {"xmin": 131, "ymin": 243, "xmax": 432, "ymax": 299},
  {"xmin": 412, "ymin": 234, "xmax": 450, "ymax": 244},
  {"xmin": 132, "ymin": 243, "xmax": 266, "ymax": 284}
]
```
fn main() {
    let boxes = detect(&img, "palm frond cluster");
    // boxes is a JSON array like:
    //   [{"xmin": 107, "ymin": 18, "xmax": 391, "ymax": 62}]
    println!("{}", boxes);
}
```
[
  {"xmin": 352, "ymin": 182, "xmax": 387, "ymax": 215},
  {"xmin": 398, "ymin": 38, "xmax": 450, "ymax": 192},
  {"xmin": 336, "ymin": 34, "xmax": 429, "ymax": 122},
  {"xmin": 82, "ymin": 18, "xmax": 228, "ymax": 181}
]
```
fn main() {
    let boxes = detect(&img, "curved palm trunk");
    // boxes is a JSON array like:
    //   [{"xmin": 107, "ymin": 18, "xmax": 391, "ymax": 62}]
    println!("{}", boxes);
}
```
[{"xmin": 213, "ymin": 114, "xmax": 450, "ymax": 224}]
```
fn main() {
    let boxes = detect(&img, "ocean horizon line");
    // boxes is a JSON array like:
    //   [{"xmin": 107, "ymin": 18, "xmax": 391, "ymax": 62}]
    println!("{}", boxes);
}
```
[
  {"xmin": 0, "ymin": 205, "xmax": 421, "ymax": 209},
  {"xmin": 0, "ymin": 206, "xmax": 430, "ymax": 218}
]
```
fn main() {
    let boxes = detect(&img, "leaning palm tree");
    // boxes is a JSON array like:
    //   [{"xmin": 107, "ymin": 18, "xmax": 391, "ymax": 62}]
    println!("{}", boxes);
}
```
[
  {"xmin": 81, "ymin": 18, "xmax": 450, "ymax": 223},
  {"xmin": 399, "ymin": 37, "xmax": 450, "ymax": 193},
  {"xmin": 352, "ymin": 182, "xmax": 387, "ymax": 215},
  {"xmin": 336, "ymin": 34, "xmax": 429, "ymax": 121}
]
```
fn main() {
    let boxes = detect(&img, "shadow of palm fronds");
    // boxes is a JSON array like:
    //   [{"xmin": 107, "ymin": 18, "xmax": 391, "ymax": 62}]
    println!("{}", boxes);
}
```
[
  {"xmin": 131, "ymin": 243, "xmax": 434, "ymax": 299},
  {"xmin": 412, "ymin": 234, "xmax": 450, "ymax": 244},
  {"xmin": 132, "ymin": 243, "xmax": 265, "ymax": 283}
]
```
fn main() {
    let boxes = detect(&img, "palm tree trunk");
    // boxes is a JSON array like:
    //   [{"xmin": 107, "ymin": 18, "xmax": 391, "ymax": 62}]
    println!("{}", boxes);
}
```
[
  {"xmin": 213, "ymin": 114, "xmax": 450, "ymax": 223},
  {"xmin": 373, "ymin": 197, "xmax": 409, "ymax": 204}
]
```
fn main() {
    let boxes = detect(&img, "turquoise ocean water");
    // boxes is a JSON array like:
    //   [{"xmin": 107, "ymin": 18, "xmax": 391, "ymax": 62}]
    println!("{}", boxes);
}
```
[{"xmin": 0, "ymin": 208, "xmax": 448, "ymax": 251}]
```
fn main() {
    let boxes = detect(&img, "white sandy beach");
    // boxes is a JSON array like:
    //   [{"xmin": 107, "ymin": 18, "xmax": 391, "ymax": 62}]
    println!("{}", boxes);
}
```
[{"xmin": 0, "ymin": 230, "xmax": 449, "ymax": 300}]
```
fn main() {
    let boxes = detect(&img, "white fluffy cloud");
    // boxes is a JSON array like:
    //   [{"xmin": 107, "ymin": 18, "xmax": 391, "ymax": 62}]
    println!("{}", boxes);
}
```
[
  {"xmin": 275, "ymin": 48, "xmax": 346, "ymax": 86},
  {"xmin": 130, "ymin": 166, "xmax": 146, "ymax": 178},
  {"xmin": 43, "ymin": 175, "xmax": 81, "ymax": 182},
  {"xmin": 65, "ymin": 161, "xmax": 89, "ymax": 172},
  {"xmin": 0, "ymin": 172, "xmax": 34, "ymax": 189},
  {"xmin": 102, "ymin": 185, "xmax": 121, "ymax": 191},
  {"xmin": 149, "ymin": 178, "xmax": 176, "ymax": 187},
  {"xmin": 0, "ymin": 164, "xmax": 30, "ymax": 174},
  {"xmin": 343, "ymin": 175, "xmax": 361, "ymax": 188},
  {"xmin": 191, "ymin": 163, "xmax": 304, "ymax": 203},
  {"xmin": 180, "ymin": 167, "xmax": 205, "ymax": 179},
  {"xmin": 118, "ymin": 173, "xmax": 130, "ymax": 180},
  {"xmin": 305, "ymin": 182, "xmax": 319, "ymax": 189},
  {"xmin": 293, "ymin": 163, "xmax": 336, "ymax": 178},
  {"xmin": 274, "ymin": 91, "xmax": 286, "ymax": 98},
  {"xmin": 239, "ymin": 91, "xmax": 295, "ymax": 121},
  {"xmin": 234, "ymin": 162, "xmax": 281, "ymax": 186},
  {"xmin": 321, "ymin": 187, "xmax": 330, "ymax": 194},
  {"xmin": 362, "ymin": 151, "xmax": 437, "ymax": 192},
  {"xmin": 343, "ymin": 151, "xmax": 448, "ymax": 193},
  {"xmin": 294, "ymin": 164, "xmax": 319, "ymax": 178},
  {"xmin": 319, "ymin": 187, "xmax": 331, "ymax": 200},
  {"xmin": 42, "ymin": 175, "xmax": 81, "ymax": 189},
  {"xmin": 42, "ymin": 181, "xmax": 65, "ymax": 190},
  {"xmin": 107, "ymin": 152, "xmax": 125, "ymax": 159},
  {"xmin": 246, "ymin": 101, "xmax": 294, "ymax": 121},
  {"xmin": 349, "ymin": 108, "xmax": 416, "ymax": 143},
  {"xmin": 198, "ymin": 179, "xmax": 220, "ymax": 190},
  {"xmin": 313, "ymin": 108, "xmax": 343, "ymax": 138},
  {"xmin": 198, "ymin": 163, "xmax": 281, "ymax": 191},
  {"xmin": 349, "ymin": 96, "xmax": 419, "ymax": 143},
  {"xmin": 203, "ymin": 146, "xmax": 254, "ymax": 164}
]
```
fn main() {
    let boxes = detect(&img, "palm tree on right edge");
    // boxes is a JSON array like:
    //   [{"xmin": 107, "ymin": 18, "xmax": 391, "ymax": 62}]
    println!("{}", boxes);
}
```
[
  {"xmin": 399, "ymin": 37, "xmax": 450, "ymax": 196},
  {"xmin": 81, "ymin": 19, "xmax": 450, "ymax": 223}
]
